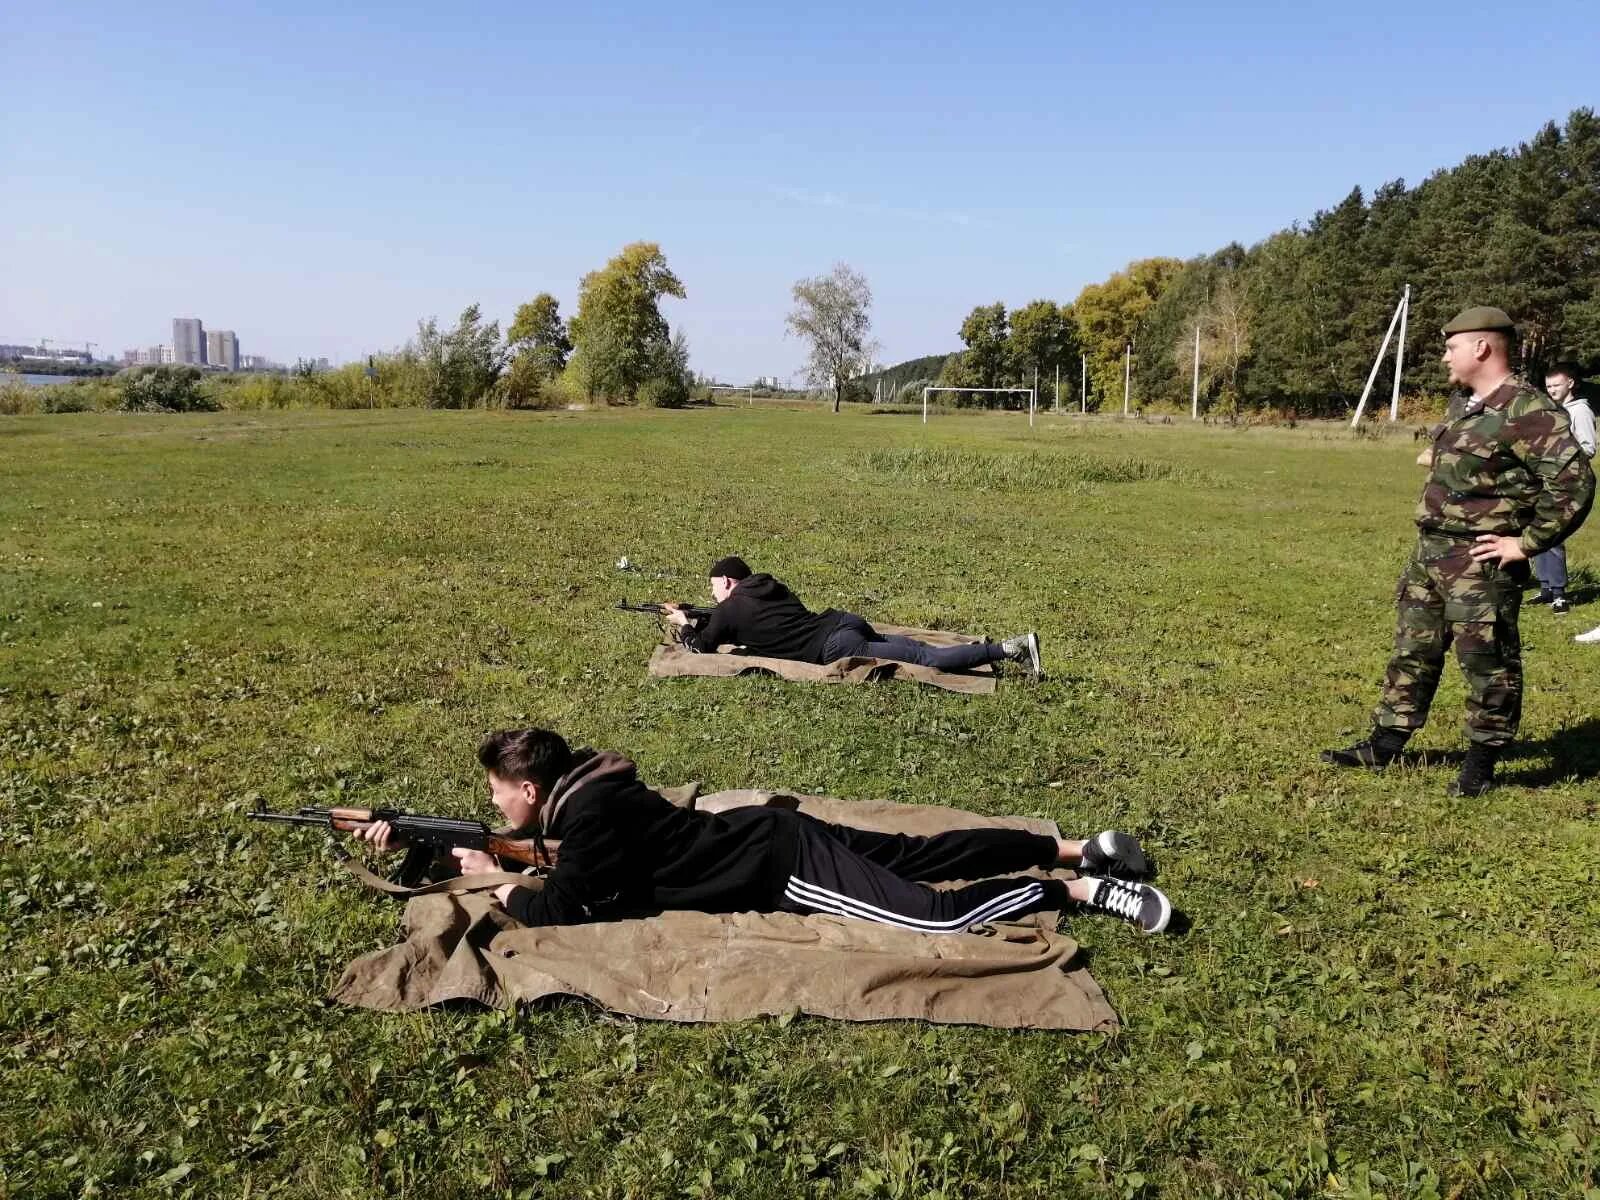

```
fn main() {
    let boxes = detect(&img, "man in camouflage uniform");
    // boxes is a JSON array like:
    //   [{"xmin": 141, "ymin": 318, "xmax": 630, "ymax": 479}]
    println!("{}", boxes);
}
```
[{"xmin": 1323, "ymin": 307, "xmax": 1595, "ymax": 795}]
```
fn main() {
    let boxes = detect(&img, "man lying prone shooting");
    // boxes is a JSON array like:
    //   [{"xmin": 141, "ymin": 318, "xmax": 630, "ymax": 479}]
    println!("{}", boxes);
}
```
[
  {"xmin": 346, "ymin": 727, "xmax": 1175, "ymax": 934},
  {"xmin": 661, "ymin": 556, "xmax": 1044, "ymax": 678}
]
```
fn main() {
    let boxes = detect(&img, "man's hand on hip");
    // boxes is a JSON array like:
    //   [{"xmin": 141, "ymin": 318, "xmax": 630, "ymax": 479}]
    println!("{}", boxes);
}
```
[{"xmin": 1470, "ymin": 534, "xmax": 1527, "ymax": 566}]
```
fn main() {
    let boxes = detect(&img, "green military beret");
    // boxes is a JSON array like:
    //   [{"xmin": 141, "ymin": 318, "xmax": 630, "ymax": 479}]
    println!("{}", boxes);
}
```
[{"xmin": 1442, "ymin": 306, "xmax": 1516, "ymax": 336}]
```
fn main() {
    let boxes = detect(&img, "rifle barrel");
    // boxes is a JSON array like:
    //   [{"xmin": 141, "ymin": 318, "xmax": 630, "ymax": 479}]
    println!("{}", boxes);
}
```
[{"xmin": 247, "ymin": 810, "xmax": 332, "ymax": 826}]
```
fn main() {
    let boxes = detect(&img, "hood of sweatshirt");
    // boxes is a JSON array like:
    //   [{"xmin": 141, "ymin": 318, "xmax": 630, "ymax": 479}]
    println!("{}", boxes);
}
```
[
  {"xmin": 537, "ymin": 749, "xmax": 638, "ymax": 835},
  {"xmin": 732, "ymin": 573, "xmax": 797, "ymax": 604}
]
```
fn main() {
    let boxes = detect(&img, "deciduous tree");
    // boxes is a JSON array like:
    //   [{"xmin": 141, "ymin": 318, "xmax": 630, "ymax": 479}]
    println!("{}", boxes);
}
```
[
  {"xmin": 786, "ymin": 263, "xmax": 877, "ymax": 413},
  {"xmin": 569, "ymin": 242, "xmax": 686, "ymax": 403}
]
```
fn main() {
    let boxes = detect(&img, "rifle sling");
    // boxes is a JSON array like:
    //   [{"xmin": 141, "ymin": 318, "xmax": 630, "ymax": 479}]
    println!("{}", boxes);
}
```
[{"xmin": 335, "ymin": 852, "xmax": 546, "ymax": 899}]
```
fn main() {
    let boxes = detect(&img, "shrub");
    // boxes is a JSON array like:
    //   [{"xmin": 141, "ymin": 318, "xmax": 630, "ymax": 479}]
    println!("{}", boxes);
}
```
[
  {"xmin": 41, "ymin": 383, "xmax": 104, "ymax": 413},
  {"xmin": 217, "ymin": 374, "xmax": 300, "ymax": 410},
  {"xmin": 116, "ymin": 365, "xmax": 217, "ymax": 412},
  {"xmin": 637, "ymin": 373, "xmax": 689, "ymax": 408},
  {"xmin": 499, "ymin": 355, "xmax": 564, "ymax": 410},
  {"xmin": 637, "ymin": 331, "xmax": 692, "ymax": 408},
  {"xmin": 0, "ymin": 379, "xmax": 43, "ymax": 415}
]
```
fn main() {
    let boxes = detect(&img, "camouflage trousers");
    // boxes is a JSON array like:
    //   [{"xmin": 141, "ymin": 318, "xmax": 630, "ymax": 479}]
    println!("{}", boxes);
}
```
[{"xmin": 1372, "ymin": 532, "xmax": 1525, "ymax": 747}]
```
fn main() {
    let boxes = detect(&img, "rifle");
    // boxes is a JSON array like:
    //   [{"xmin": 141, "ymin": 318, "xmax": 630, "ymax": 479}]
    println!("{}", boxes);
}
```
[
  {"xmin": 248, "ymin": 803, "xmax": 559, "ymax": 868},
  {"xmin": 617, "ymin": 599, "xmax": 714, "ymax": 622}
]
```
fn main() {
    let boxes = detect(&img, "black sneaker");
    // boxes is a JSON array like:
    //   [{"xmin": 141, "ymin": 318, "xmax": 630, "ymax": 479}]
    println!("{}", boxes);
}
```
[
  {"xmin": 1320, "ymin": 731, "xmax": 1407, "ymax": 770},
  {"xmin": 1081, "ymin": 876, "xmax": 1172, "ymax": 934},
  {"xmin": 1529, "ymin": 591, "xmax": 1554, "ymax": 606},
  {"xmin": 1080, "ymin": 830, "xmax": 1150, "ymax": 878},
  {"xmin": 1447, "ymin": 746, "xmax": 1498, "ymax": 797},
  {"xmin": 1551, "ymin": 596, "xmax": 1571, "ymax": 615}
]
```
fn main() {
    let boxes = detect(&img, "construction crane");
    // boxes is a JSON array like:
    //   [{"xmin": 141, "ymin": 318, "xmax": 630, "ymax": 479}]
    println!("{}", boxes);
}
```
[{"xmin": 38, "ymin": 337, "xmax": 99, "ymax": 359}]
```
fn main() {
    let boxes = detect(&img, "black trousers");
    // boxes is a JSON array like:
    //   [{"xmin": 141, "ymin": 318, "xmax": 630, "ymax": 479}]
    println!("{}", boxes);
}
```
[
  {"xmin": 820, "ymin": 614, "xmax": 1006, "ymax": 671},
  {"xmin": 775, "ymin": 812, "xmax": 1069, "ymax": 932}
]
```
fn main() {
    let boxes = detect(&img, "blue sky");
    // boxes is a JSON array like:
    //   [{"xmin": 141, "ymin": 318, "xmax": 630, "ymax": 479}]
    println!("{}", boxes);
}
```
[{"xmin": 6, "ymin": 1, "xmax": 1595, "ymax": 380}]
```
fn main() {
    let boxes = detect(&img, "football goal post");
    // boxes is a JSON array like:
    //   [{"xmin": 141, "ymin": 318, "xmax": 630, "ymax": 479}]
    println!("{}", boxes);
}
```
[
  {"xmin": 708, "ymin": 385, "xmax": 755, "ymax": 405},
  {"xmin": 920, "ymin": 386, "xmax": 1038, "ymax": 426}
]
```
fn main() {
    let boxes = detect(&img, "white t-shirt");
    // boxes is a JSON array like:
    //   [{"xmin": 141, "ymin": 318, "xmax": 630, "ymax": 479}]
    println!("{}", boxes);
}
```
[{"xmin": 1564, "ymin": 397, "xmax": 1597, "ymax": 459}]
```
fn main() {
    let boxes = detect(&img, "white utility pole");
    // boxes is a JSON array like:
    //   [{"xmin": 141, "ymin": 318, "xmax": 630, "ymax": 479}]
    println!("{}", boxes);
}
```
[
  {"xmin": 1081, "ymin": 354, "xmax": 1087, "ymax": 414},
  {"xmin": 1350, "ymin": 288, "xmax": 1409, "ymax": 427},
  {"xmin": 1388, "ymin": 283, "xmax": 1411, "ymax": 422},
  {"xmin": 1054, "ymin": 363, "xmax": 1060, "ymax": 413},
  {"xmin": 1123, "ymin": 345, "xmax": 1131, "ymax": 416},
  {"xmin": 1191, "ymin": 324, "xmax": 1201, "ymax": 419}
]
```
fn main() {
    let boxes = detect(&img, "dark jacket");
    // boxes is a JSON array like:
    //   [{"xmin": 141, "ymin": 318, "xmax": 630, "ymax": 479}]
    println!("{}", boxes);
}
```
[
  {"xmin": 686, "ymin": 573, "xmax": 847, "ymax": 662},
  {"xmin": 503, "ymin": 751, "xmax": 798, "ymax": 927}
]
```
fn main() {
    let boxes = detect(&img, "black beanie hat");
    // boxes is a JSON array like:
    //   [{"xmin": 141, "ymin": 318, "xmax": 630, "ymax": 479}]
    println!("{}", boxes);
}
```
[{"xmin": 709, "ymin": 555, "xmax": 751, "ymax": 580}]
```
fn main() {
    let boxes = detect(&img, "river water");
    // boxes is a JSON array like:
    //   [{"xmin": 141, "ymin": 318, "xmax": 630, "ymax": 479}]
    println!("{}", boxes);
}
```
[{"xmin": 16, "ymin": 373, "xmax": 91, "ymax": 387}]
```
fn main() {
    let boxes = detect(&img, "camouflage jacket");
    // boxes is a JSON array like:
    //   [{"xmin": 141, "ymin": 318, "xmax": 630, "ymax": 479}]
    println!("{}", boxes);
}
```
[{"xmin": 1417, "ymin": 377, "xmax": 1595, "ymax": 553}]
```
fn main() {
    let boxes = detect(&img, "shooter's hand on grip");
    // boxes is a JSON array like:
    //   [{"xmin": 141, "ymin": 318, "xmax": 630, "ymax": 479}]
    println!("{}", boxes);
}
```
[{"xmin": 353, "ymin": 819, "xmax": 403, "ymax": 852}]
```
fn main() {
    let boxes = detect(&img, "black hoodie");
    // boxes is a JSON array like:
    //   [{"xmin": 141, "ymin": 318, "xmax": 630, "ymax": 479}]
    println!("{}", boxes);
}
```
[
  {"xmin": 503, "ymin": 751, "xmax": 798, "ymax": 927},
  {"xmin": 685, "ymin": 573, "xmax": 847, "ymax": 662}
]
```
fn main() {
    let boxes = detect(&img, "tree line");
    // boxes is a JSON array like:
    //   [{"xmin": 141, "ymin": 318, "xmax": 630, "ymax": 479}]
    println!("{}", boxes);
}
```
[{"xmin": 865, "ymin": 108, "xmax": 1599, "ymax": 418}]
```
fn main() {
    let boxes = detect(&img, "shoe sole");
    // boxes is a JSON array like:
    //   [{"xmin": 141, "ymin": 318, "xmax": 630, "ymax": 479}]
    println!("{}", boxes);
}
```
[
  {"xmin": 1140, "ymin": 886, "xmax": 1173, "ymax": 934},
  {"xmin": 1089, "ymin": 831, "xmax": 1149, "ymax": 877},
  {"xmin": 1026, "ymin": 632, "xmax": 1042, "ymax": 679}
]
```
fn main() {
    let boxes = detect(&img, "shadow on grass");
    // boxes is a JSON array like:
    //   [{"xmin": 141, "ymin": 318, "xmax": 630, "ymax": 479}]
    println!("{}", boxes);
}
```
[
  {"xmin": 1499, "ymin": 716, "xmax": 1600, "ymax": 787},
  {"xmin": 1402, "ymin": 715, "xmax": 1600, "ymax": 786}
]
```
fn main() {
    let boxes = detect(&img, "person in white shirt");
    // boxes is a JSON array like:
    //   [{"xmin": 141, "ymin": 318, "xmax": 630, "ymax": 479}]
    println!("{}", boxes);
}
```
[{"xmin": 1529, "ymin": 362, "xmax": 1597, "ymax": 618}]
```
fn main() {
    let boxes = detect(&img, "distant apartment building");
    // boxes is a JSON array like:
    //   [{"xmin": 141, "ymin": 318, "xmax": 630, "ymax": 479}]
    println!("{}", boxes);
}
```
[
  {"xmin": 173, "ymin": 317, "xmax": 206, "ymax": 365},
  {"xmin": 132, "ymin": 345, "xmax": 173, "ymax": 365},
  {"xmin": 206, "ymin": 329, "xmax": 240, "ymax": 371}
]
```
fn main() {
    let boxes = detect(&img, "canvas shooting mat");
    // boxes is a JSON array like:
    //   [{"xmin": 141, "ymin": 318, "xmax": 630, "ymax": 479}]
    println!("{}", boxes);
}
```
[
  {"xmin": 330, "ymin": 790, "xmax": 1118, "ymax": 1031},
  {"xmin": 647, "ymin": 623, "xmax": 999, "ymax": 695}
]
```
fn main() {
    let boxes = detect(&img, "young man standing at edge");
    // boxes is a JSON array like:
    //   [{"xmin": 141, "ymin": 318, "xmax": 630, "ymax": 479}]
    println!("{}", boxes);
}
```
[
  {"xmin": 663, "ymin": 556, "xmax": 1044, "ymax": 678},
  {"xmin": 1322, "ymin": 308, "xmax": 1594, "ymax": 796},
  {"xmin": 357, "ymin": 728, "xmax": 1175, "ymax": 934},
  {"xmin": 1526, "ymin": 361, "xmax": 1595, "ymax": 616}
]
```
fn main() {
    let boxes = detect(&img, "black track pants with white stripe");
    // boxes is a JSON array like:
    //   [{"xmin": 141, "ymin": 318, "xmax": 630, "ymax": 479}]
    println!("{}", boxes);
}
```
[{"xmin": 777, "ymin": 814, "xmax": 1070, "ymax": 932}]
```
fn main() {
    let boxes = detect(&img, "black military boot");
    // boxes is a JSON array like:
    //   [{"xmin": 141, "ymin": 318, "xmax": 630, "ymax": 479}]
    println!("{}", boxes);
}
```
[
  {"xmin": 1320, "ymin": 728, "xmax": 1409, "ymax": 770},
  {"xmin": 1447, "ymin": 745, "xmax": 1499, "ymax": 797}
]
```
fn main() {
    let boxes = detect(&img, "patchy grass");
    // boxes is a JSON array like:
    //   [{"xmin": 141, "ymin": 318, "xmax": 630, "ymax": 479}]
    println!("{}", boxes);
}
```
[
  {"xmin": 865, "ymin": 445, "xmax": 1189, "ymax": 489},
  {"xmin": 3, "ymin": 406, "xmax": 1599, "ymax": 1199}
]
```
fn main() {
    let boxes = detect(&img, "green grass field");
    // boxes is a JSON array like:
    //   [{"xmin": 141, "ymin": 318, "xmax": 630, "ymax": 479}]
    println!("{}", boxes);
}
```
[{"xmin": 3, "ymin": 406, "xmax": 1598, "ymax": 1199}]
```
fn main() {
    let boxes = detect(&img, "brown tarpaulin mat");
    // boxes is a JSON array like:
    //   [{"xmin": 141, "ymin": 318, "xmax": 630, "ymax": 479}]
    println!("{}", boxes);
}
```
[
  {"xmin": 329, "ymin": 791, "xmax": 1117, "ymax": 1031},
  {"xmin": 647, "ymin": 623, "xmax": 999, "ymax": 695}
]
